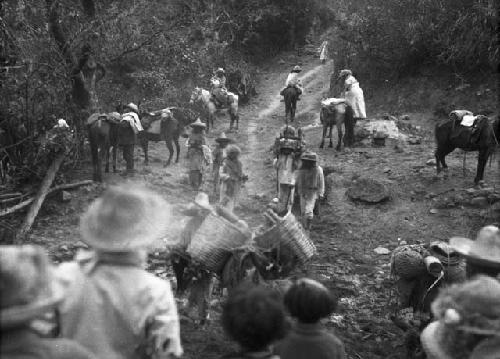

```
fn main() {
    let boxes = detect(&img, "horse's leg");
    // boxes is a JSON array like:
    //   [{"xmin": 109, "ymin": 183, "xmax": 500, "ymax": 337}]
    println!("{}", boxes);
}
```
[
  {"xmin": 112, "ymin": 145, "xmax": 117, "ymax": 173},
  {"xmin": 475, "ymin": 148, "xmax": 492, "ymax": 184},
  {"xmin": 320, "ymin": 125, "xmax": 326, "ymax": 148},
  {"xmin": 165, "ymin": 138, "xmax": 174, "ymax": 167},
  {"xmin": 104, "ymin": 144, "xmax": 110, "ymax": 173},
  {"xmin": 174, "ymin": 134, "xmax": 181, "ymax": 163},
  {"xmin": 336, "ymin": 123, "xmax": 343, "ymax": 151},
  {"xmin": 328, "ymin": 124, "xmax": 334, "ymax": 148},
  {"xmin": 141, "ymin": 137, "xmax": 149, "ymax": 165},
  {"xmin": 90, "ymin": 136, "xmax": 101, "ymax": 182}
]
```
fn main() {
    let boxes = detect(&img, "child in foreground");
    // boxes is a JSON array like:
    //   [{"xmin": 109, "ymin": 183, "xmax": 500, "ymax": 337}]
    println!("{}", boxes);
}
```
[{"xmin": 277, "ymin": 278, "xmax": 346, "ymax": 359}]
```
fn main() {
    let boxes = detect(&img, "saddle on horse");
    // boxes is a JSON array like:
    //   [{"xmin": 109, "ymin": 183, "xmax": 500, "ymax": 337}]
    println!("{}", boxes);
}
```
[
  {"xmin": 449, "ymin": 110, "xmax": 486, "ymax": 148},
  {"xmin": 211, "ymin": 88, "xmax": 233, "ymax": 109}
]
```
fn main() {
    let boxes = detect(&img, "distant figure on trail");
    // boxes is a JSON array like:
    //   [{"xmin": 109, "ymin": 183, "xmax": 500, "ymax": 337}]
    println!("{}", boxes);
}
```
[
  {"xmin": 318, "ymin": 41, "xmax": 329, "ymax": 64},
  {"xmin": 118, "ymin": 102, "xmax": 142, "ymax": 176},
  {"xmin": 0, "ymin": 245, "xmax": 97, "ymax": 359},
  {"xmin": 221, "ymin": 284, "xmax": 287, "ymax": 359},
  {"xmin": 281, "ymin": 65, "xmax": 303, "ymax": 101},
  {"xmin": 212, "ymin": 132, "xmax": 232, "ymax": 196},
  {"xmin": 219, "ymin": 144, "xmax": 248, "ymax": 212},
  {"xmin": 211, "ymin": 67, "xmax": 228, "ymax": 108},
  {"xmin": 295, "ymin": 151, "xmax": 324, "ymax": 230},
  {"xmin": 339, "ymin": 69, "xmax": 366, "ymax": 146},
  {"xmin": 277, "ymin": 278, "xmax": 347, "ymax": 359},
  {"xmin": 55, "ymin": 184, "xmax": 183, "ymax": 359},
  {"xmin": 187, "ymin": 118, "xmax": 210, "ymax": 190}
]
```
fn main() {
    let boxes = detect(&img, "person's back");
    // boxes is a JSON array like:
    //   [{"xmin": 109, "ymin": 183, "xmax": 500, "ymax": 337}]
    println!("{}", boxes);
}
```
[{"xmin": 57, "ymin": 251, "xmax": 181, "ymax": 359}]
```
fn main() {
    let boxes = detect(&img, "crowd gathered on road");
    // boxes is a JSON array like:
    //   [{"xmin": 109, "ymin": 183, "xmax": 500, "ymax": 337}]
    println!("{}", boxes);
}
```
[{"xmin": 2, "ymin": 50, "xmax": 500, "ymax": 359}]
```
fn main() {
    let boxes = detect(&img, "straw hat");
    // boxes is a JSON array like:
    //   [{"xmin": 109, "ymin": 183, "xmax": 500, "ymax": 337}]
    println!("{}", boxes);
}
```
[
  {"xmin": 215, "ymin": 132, "xmax": 232, "ymax": 144},
  {"xmin": 108, "ymin": 112, "xmax": 122, "ymax": 121},
  {"xmin": 338, "ymin": 69, "xmax": 352, "ymax": 78},
  {"xmin": 449, "ymin": 225, "xmax": 500, "ymax": 266},
  {"xmin": 292, "ymin": 65, "xmax": 302, "ymax": 72},
  {"xmin": 56, "ymin": 119, "xmax": 69, "ymax": 128},
  {"xmin": 421, "ymin": 275, "xmax": 500, "ymax": 359},
  {"xmin": 125, "ymin": 103, "xmax": 139, "ymax": 113},
  {"xmin": 226, "ymin": 144, "xmax": 241, "ymax": 157},
  {"xmin": 190, "ymin": 118, "xmax": 206, "ymax": 128},
  {"xmin": 300, "ymin": 151, "xmax": 318, "ymax": 162},
  {"xmin": 161, "ymin": 109, "xmax": 172, "ymax": 119},
  {"xmin": 1, "ymin": 245, "xmax": 64, "ymax": 329},
  {"xmin": 80, "ymin": 184, "xmax": 172, "ymax": 251},
  {"xmin": 215, "ymin": 67, "xmax": 225, "ymax": 74}
]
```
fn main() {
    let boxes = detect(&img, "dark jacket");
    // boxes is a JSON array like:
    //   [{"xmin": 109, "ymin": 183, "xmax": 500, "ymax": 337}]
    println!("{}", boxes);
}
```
[{"xmin": 276, "ymin": 322, "xmax": 346, "ymax": 359}]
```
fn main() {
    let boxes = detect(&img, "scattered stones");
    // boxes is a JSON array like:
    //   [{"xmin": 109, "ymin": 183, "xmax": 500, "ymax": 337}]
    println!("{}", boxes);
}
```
[
  {"xmin": 426, "ymin": 159, "xmax": 436, "ymax": 166},
  {"xmin": 407, "ymin": 136, "xmax": 422, "ymax": 145},
  {"xmin": 346, "ymin": 178, "xmax": 390, "ymax": 204},
  {"xmin": 401, "ymin": 115, "xmax": 410, "ymax": 121},
  {"xmin": 278, "ymin": 59, "xmax": 286, "ymax": 65},
  {"xmin": 465, "ymin": 188, "xmax": 476, "ymax": 194},
  {"xmin": 429, "ymin": 208, "xmax": 439, "ymax": 214},
  {"xmin": 373, "ymin": 247, "xmax": 390, "ymax": 255},
  {"xmin": 383, "ymin": 167, "xmax": 391, "ymax": 173}
]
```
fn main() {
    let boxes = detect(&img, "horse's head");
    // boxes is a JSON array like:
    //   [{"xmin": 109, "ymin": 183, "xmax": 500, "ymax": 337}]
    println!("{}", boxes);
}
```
[{"xmin": 189, "ymin": 87, "xmax": 202, "ymax": 104}]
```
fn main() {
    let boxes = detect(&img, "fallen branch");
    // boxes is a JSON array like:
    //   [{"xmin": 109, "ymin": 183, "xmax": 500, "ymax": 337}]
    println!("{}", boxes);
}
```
[
  {"xmin": 0, "ymin": 180, "xmax": 93, "ymax": 218},
  {"xmin": 0, "ymin": 192, "xmax": 22, "ymax": 200}
]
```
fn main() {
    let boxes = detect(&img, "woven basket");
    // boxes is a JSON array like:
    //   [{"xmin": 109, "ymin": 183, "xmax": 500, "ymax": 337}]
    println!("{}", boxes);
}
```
[
  {"xmin": 277, "ymin": 213, "xmax": 316, "ymax": 264},
  {"xmin": 254, "ymin": 223, "xmax": 280, "ymax": 249},
  {"xmin": 187, "ymin": 213, "xmax": 249, "ymax": 272},
  {"xmin": 391, "ymin": 245, "xmax": 426, "ymax": 279}
]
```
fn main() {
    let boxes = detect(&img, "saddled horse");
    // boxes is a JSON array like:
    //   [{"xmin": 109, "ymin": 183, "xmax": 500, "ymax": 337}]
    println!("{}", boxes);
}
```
[
  {"xmin": 319, "ymin": 100, "xmax": 353, "ymax": 151},
  {"xmin": 435, "ymin": 115, "xmax": 500, "ymax": 184},
  {"xmin": 283, "ymin": 86, "xmax": 299, "ymax": 123},
  {"xmin": 189, "ymin": 87, "xmax": 239, "ymax": 132},
  {"xmin": 138, "ymin": 107, "xmax": 192, "ymax": 167},
  {"xmin": 87, "ymin": 113, "xmax": 123, "ymax": 182}
]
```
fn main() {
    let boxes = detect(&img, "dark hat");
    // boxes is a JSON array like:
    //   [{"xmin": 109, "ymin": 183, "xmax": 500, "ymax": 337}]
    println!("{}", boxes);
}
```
[
  {"xmin": 300, "ymin": 151, "xmax": 318, "ymax": 162},
  {"xmin": 215, "ymin": 132, "xmax": 232, "ymax": 143}
]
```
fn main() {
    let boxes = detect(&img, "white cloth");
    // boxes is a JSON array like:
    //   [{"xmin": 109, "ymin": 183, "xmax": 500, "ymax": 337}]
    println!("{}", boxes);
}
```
[
  {"xmin": 122, "ymin": 112, "xmax": 144, "ymax": 134},
  {"xmin": 321, "ymin": 98, "xmax": 345, "ymax": 107},
  {"xmin": 285, "ymin": 73, "xmax": 302, "ymax": 89},
  {"xmin": 344, "ymin": 75, "xmax": 366, "ymax": 119},
  {"xmin": 56, "ymin": 250, "xmax": 183, "ymax": 359},
  {"xmin": 460, "ymin": 115, "xmax": 476, "ymax": 127},
  {"xmin": 319, "ymin": 41, "xmax": 328, "ymax": 61}
]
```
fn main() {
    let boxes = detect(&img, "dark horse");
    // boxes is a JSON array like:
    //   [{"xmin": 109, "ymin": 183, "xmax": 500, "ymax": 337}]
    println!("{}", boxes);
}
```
[
  {"xmin": 283, "ymin": 86, "xmax": 299, "ymax": 123},
  {"xmin": 319, "ymin": 102, "xmax": 353, "ymax": 150},
  {"xmin": 435, "ymin": 115, "xmax": 500, "ymax": 184},
  {"xmin": 138, "ymin": 107, "xmax": 196, "ymax": 166},
  {"xmin": 87, "ymin": 113, "xmax": 123, "ymax": 182}
]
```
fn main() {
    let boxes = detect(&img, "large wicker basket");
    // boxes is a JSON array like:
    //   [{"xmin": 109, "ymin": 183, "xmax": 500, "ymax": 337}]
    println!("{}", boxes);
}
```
[
  {"xmin": 187, "ymin": 212, "xmax": 250, "ymax": 272},
  {"xmin": 254, "ymin": 211, "xmax": 316, "ymax": 264},
  {"xmin": 391, "ymin": 245, "xmax": 427, "ymax": 279}
]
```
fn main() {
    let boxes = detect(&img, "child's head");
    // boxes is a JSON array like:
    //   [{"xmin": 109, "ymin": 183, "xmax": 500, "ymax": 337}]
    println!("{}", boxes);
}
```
[
  {"xmin": 284, "ymin": 278, "xmax": 337, "ymax": 324},
  {"xmin": 222, "ymin": 284, "xmax": 287, "ymax": 352}
]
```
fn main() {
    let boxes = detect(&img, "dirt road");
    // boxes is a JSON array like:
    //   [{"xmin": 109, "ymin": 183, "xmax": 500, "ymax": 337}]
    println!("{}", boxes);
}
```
[{"xmin": 31, "ymin": 52, "xmax": 499, "ymax": 359}]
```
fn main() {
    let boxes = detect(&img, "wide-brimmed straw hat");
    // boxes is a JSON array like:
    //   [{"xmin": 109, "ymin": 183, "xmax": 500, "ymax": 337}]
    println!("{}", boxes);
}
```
[
  {"xmin": 1, "ymin": 245, "xmax": 64, "ymax": 329},
  {"xmin": 125, "ymin": 102, "xmax": 139, "ymax": 112},
  {"xmin": 80, "ymin": 184, "xmax": 172, "ymax": 251},
  {"xmin": 190, "ymin": 118, "xmax": 206, "ymax": 128},
  {"xmin": 449, "ymin": 225, "xmax": 500, "ymax": 266},
  {"xmin": 300, "ymin": 151, "xmax": 318, "ymax": 162},
  {"xmin": 292, "ymin": 65, "xmax": 302, "ymax": 72},
  {"xmin": 215, "ymin": 132, "xmax": 232, "ymax": 144},
  {"xmin": 338, "ymin": 69, "xmax": 352, "ymax": 78},
  {"xmin": 421, "ymin": 275, "xmax": 500, "ymax": 359}
]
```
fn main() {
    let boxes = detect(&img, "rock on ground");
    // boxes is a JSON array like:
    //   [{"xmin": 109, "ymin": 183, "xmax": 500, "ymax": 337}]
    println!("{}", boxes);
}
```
[{"xmin": 346, "ymin": 178, "xmax": 391, "ymax": 204}]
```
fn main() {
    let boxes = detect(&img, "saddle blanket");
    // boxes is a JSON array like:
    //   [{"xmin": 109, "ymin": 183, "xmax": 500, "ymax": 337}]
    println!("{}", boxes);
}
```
[
  {"xmin": 321, "ymin": 98, "xmax": 345, "ymax": 107},
  {"xmin": 460, "ymin": 115, "xmax": 476, "ymax": 127},
  {"xmin": 122, "ymin": 112, "xmax": 144, "ymax": 133}
]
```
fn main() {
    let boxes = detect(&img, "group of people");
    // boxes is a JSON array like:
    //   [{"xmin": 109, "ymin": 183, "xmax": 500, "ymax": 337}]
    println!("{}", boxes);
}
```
[{"xmin": 0, "ymin": 183, "xmax": 346, "ymax": 359}]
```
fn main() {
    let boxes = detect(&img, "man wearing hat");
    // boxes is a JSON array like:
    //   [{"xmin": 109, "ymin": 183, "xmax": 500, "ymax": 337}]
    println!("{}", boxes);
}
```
[
  {"xmin": 339, "ymin": 69, "xmax": 366, "ymax": 147},
  {"xmin": 450, "ymin": 225, "xmax": 500, "ymax": 278},
  {"xmin": 273, "ymin": 138, "xmax": 298, "ymax": 215},
  {"xmin": 1, "ymin": 245, "xmax": 97, "ymax": 359},
  {"xmin": 220, "ymin": 144, "xmax": 248, "ymax": 212},
  {"xmin": 295, "ymin": 151, "xmax": 324, "ymax": 229},
  {"xmin": 211, "ymin": 67, "xmax": 228, "ymax": 108},
  {"xmin": 280, "ymin": 65, "xmax": 303, "ymax": 101},
  {"xmin": 213, "ymin": 132, "xmax": 232, "ymax": 196},
  {"xmin": 118, "ymin": 102, "xmax": 143, "ymax": 176},
  {"xmin": 55, "ymin": 184, "xmax": 183, "ymax": 359},
  {"xmin": 187, "ymin": 118, "xmax": 209, "ymax": 190}
]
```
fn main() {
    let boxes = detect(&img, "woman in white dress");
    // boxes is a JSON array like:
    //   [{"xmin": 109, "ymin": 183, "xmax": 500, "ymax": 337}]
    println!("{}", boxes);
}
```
[{"xmin": 339, "ymin": 69, "xmax": 366, "ymax": 146}]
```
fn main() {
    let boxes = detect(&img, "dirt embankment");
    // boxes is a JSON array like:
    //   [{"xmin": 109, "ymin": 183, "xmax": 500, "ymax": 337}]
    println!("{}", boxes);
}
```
[{"xmin": 24, "ymin": 51, "xmax": 499, "ymax": 359}]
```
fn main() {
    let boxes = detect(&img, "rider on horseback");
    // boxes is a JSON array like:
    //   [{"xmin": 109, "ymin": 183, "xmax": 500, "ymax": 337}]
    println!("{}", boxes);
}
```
[
  {"xmin": 210, "ymin": 68, "xmax": 228, "ymax": 108},
  {"xmin": 280, "ymin": 65, "xmax": 303, "ymax": 101}
]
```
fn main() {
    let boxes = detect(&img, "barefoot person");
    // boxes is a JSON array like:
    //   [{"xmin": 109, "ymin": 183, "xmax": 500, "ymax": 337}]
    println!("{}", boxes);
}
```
[
  {"xmin": 0, "ymin": 245, "xmax": 96, "ymax": 359},
  {"xmin": 56, "ymin": 184, "xmax": 183, "ymax": 359},
  {"xmin": 295, "ymin": 151, "xmax": 324, "ymax": 230},
  {"xmin": 220, "ymin": 144, "xmax": 248, "ymax": 212},
  {"xmin": 212, "ymin": 132, "xmax": 232, "ymax": 196}
]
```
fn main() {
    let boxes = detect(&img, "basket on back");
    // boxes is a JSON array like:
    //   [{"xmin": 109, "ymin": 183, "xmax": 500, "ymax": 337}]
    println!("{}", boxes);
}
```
[
  {"xmin": 254, "ymin": 210, "xmax": 316, "ymax": 265},
  {"xmin": 187, "ymin": 212, "xmax": 250, "ymax": 273}
]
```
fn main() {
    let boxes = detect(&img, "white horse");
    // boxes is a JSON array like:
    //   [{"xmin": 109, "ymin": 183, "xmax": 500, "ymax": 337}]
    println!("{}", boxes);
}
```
[{"xmin": 189, "ymin": 87, "xmax": 239, "ymax": 132}]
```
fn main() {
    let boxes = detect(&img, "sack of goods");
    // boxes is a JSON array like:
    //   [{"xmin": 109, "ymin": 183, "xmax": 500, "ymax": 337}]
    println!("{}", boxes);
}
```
[
  {"xmin": 391, "ymin": 244, "xmax": 427, "ymax": 279},
  {"xmin": 254, "ymin": 210, "xmax": 316, "ymax": 265},
  {"xmin": 187, "ymin": 212, "xmax": 251, "ymax": 273}
]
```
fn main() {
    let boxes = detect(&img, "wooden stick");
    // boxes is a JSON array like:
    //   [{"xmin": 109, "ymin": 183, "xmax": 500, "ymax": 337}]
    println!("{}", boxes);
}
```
[
  {"xmin": 0, "ymin": 180, "xmax": 93, "ymax": 218},
  {"xmin": 0, "ymin": 192, "xmax": 22, "ymax": 200}
]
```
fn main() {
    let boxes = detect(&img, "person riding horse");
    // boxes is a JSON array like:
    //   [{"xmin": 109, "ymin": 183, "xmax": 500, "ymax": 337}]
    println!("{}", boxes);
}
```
[
  {"xmin": 211, "ymin": 68, "xmax": 229, "ymax": 108},
  {"xmin": 280, "ymin": 65, "xmax": 303, "ymax": 101}
]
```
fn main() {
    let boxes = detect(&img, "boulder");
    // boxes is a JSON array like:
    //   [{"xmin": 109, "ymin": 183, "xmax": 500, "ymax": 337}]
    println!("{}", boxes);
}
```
[
  {"xmin": 346, "ymin": 178, "xmax": 390, "ymax": 204},
  {"xmin": 470, "ymin": 196, "xmax": 489, "ymax": 208},
  {"xmin": 426, "ymin": 159, "xmax": 436, "ymax": 166}
]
